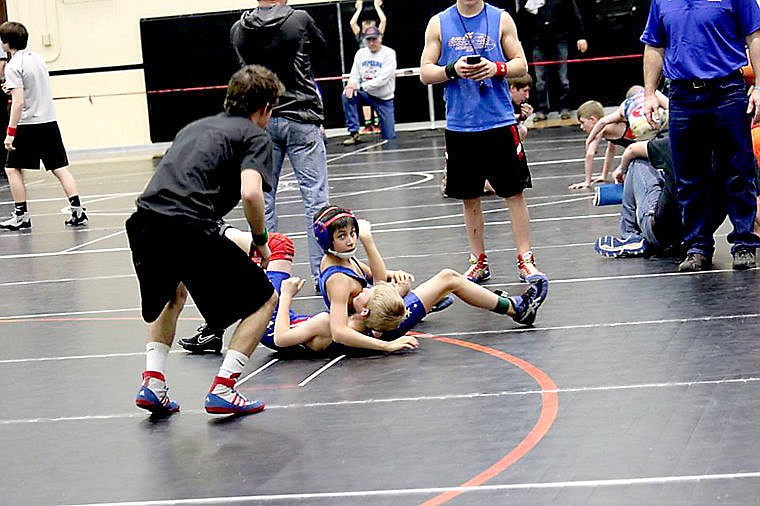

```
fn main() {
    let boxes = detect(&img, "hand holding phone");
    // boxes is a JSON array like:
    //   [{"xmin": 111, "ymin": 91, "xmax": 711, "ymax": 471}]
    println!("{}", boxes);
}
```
[{"xmin": 466, "ymin": 55, "xmax": 481, "ymax": 65}]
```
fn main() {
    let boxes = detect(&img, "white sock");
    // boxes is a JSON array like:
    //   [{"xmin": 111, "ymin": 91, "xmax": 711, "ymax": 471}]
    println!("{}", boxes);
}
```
[
  {"xmin": 145, "ymin": 341, "xmax": 170, "ymax": 373},
  {"xmin": 218, "ymin": 349, "xmax": 249, "ymax": 379}
]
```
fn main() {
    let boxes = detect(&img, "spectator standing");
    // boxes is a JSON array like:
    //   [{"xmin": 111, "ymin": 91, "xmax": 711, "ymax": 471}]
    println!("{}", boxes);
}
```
[
  {"xmin": 641, "ymin": 0, "xmax": 760, "ymax": 270},
  {"xmin": 0, "ymin": 21, "xmax": 87, "ymax": 231},
  {"xmin": 342, "ymin": 26, "xmax": 397, "ymax": 146},
  {"xmin": 420, "ymin": 0, "xmax": 545, "ymax": 283},
  {"xmin": 522, "ymin": 0, "xmax": 588, "ymax": 122},
  {"xmin": 230, "ymin": 0, "xmax": 329, "ymax": 288}
]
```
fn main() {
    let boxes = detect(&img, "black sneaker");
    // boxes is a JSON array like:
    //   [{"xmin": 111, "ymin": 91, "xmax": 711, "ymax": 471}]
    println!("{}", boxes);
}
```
[
  {"xmin": 732, "ymin": 248, "xmax": 756, "ymax": 270},
  {"xmin": 678, "ymin": 252, "xmax": 712, "ymax": 272},
  {"xmin": 178, "ymin": 324, "xmax": 224, "ymax": 353},
  {"xmin": 65, "ymin": 209, "xmax": 88, "ymax": 227}
]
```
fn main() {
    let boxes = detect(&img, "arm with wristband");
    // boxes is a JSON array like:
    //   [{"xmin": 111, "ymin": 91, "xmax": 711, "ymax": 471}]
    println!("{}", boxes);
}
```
[{"xmin": 241, "ymin": 169, "xmax": 270, "ymax": 266}]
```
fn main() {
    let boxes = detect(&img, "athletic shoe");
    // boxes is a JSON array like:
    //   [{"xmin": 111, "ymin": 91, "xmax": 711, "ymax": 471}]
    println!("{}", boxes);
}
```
[
  {"xmin": 517, "ymin": 250, "xmax": 543, "ymax": 281},
  {"xmin": 533, "ymin": 111, "xmax": 547, "ymax": 122},
  {"xmin": 732, "ymin": 248, "xmax": 756, "ymax": 270},
  {"xmin": 678, "ymin": 252, "xmax": 711, "ymax": 272},
  {"xmin": 560, "ymin": 109, "xmax": 572, "ymax": 120},
  {"xmin": 343, "ymin": 132, "xmax": 363, "ymax": 146},
  {"xmin": 464, "ymin": 253, "xmax": 491, "ymax": 283},
  {"xmin": 430, "ymin": 295, "xmax": 454, "ymax": 313},
  {"xmin": 178, "ymin": 324, "xmax": 224, "ymax": 354},
  {"xmin": 0, "ymin": 212, "xmax": 31, "ymax": 230},
  {"xmin": 360, "ymin": 125, "xmax": 375, "ymax": 135},
  {"xmin": 65, "ymin": 208, "xmax": 88, "ymax": 227},
  {"xmin": 205, "ymin": 375, "xmax": 265, "ymax": 415},
  {"xmin": 594, "ymin": 234, "xmax": 648, "ymax": 258},
  {"xmin": 524, "ymin": 273, "xmax": 549, "ymax": 305},
  {"xmin": 498, "ymin": 274, "xmax": 548, "ymax": 326},
  {"xmin": 135, "ymin": 371, "xmax": 180, "ymax": 414}
]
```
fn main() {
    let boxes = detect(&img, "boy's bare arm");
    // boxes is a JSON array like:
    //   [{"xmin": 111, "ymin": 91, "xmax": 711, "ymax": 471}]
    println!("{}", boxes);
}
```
[
  {"xmin": 357, "ymin": 219, "xmax": 387, "ymax": 284},
  {"xmin": 600, "ymin": 141, "xmax": 617, "ymax": 181},
  {"xmin": 570, "ymin": 134, "xmax": 604, "ymax": 189},
  {"xmin": 374, "ymin": 0, "xmax": 387, "ymax": 34},
  {"xmin": 420, "ymin": 16, "xmax": 447, "ymax": 85},
  {"xmin": 349, "ymin": 0, "xmax": 362, "ymax": 36}
]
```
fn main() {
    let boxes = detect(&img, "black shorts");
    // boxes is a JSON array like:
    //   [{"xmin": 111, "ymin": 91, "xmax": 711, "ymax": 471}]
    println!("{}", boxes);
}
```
[
  {"xmin": 6, "ymin": 122, "xmax": 69, "ymax": 171},
  {"xmin": 125, "ymin": 210, "xmax": 274, "ymax": 329},
  {"xmin": 444, "ymin": 125, "xmax": 531, "ymax": 199}
]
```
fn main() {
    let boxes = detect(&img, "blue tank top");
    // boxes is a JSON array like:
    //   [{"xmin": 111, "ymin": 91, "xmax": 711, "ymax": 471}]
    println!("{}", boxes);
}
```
[
  {"xmin": 438, "ymin": 3, "xmax": 515, "ymax": 132},
  {"xmin": 318, "ymin": 259, "xmax": 370, "ymax": 309}
]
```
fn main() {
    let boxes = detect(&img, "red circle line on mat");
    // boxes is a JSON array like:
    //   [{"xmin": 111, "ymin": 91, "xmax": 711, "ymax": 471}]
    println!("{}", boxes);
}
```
[{"xmin": 413, "ymin": 333, "xmax": 559, "ymax": 506}]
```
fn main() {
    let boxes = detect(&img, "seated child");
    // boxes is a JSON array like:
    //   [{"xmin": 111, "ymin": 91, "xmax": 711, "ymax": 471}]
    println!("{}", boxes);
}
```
[
  {"xmin": 594, "ymin": 134, "xmax": 727, "ymax": 260},
  {"xmin": 571, "ymin": 86, "xmax": 669, "ymax": 190}
]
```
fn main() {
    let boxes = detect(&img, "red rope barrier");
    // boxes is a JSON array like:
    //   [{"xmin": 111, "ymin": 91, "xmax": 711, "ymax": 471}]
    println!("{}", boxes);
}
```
[{"xmin": 52, "ymin": 53, "xmax": 644, "ymax": 102}]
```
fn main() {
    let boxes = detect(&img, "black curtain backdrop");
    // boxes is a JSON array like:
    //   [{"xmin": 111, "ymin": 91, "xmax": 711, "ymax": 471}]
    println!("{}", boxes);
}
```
[{"xmin": 140, "ymin": 0, "xmax": 651, "ymax": 142}]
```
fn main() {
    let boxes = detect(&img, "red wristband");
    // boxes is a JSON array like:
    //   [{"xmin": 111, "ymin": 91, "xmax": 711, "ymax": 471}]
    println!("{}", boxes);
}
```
[
  {"xmin": 494, "ymin": 61, "xmax": 508, "ymax": 77},
  {"xmin": 6, "ymin": 126, "xmax": 16, "ymax": 136}
]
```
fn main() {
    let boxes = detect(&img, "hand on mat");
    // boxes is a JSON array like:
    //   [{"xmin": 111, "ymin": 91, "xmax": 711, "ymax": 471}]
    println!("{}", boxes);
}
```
[
  {"xmin": 281, "ymin": 277, "xmax": 305, "ymax": 297},
  {"xmin": 386, "ymin": 336, "xmax": 419, "ymax": 353},
  {"xmin": 569, "ymin": 180, "xmax": 592, "ymax": 190}
]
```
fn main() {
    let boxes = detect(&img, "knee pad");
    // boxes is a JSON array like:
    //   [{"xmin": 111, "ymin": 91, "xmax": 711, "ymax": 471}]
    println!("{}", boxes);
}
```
[{"xmin": 268, "ymin": 232, "xmax": 295, "ymax": 262}]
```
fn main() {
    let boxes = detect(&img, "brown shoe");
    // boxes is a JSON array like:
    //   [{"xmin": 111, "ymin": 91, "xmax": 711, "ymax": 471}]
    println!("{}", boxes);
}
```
[
  {"xmin": 678, "ymin": 253, "xmax": 712, "ymax": 272},
  {"xmin": 343, "ymin": 132, "xmax": 363, "ymax": 146}
]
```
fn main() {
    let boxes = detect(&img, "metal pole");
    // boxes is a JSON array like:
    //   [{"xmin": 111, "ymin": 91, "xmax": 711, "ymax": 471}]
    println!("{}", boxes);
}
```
[
  {"xmin": 336, "ymin": 2, "xmax": 346, "ymax": 74},
  {"xmin": 427, "ymin": 84, "xmax": 436, "ymax": 129}
]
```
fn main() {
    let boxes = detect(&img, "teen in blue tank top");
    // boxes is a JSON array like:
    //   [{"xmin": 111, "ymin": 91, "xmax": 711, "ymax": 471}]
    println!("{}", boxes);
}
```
[{"xmin": 438, "ymin": 3, "xmax": 516, "ymax": 131}]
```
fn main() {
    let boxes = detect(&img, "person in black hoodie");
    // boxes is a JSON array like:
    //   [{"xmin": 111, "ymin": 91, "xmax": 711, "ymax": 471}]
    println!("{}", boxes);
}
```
[
  {"xmin": 520, "ymin": 0, "xmax": 588, "ymax": 121},
  {"xmin": 230, "ymin": 0, "xmax": 329, "ymax": 292}
]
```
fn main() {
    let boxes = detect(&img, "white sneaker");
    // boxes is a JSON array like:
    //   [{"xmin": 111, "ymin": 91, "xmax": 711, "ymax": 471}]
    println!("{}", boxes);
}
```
[{"xmin": 0, "ymin": 212, "xmax": 31, "ymax": 230}]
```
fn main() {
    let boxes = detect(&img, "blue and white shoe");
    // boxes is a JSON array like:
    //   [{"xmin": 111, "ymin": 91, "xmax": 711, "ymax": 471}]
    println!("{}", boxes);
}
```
[
  {"xmin": 135, "ymin": 371, "xmax": 180, "ymax": 414},
  {"xmin": 498, "ymin": 274, "xmax": 549, "ymax": 326},
  {"xmin": 205, "ymin": 376, "xmax": 265, "ymax": 415},
  {"xmin": 430, "ymin": 295, "xmax": 454, "ymax": 313},
  {"xmin": 594, "ymin": 235, "xmax": 648, "ymax": 258}
]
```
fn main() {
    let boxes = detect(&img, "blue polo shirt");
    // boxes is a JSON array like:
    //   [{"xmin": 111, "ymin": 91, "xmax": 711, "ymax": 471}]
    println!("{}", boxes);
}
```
[{"xmin": 641, "ymin": 0, "xmax": 760, "ymax": 80}]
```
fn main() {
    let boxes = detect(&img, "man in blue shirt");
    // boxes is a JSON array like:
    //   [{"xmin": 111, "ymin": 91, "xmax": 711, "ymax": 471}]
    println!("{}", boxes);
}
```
[{"xmin": 641, "ymin": 0, "xmax": 760, "ymax": 271}]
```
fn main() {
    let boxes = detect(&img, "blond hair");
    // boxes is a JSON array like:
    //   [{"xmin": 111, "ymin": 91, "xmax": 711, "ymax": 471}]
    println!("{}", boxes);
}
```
[
  {"xmin": 626, "ymin": 85, "xmax": 644, "ymax": 98},
  {"xmin": 576, "ymin": 100, "xmax": 604, "ymax": 121},
  {"xmin": 363, "ymin": 283, "xmax": 406, "ymax": 332}
]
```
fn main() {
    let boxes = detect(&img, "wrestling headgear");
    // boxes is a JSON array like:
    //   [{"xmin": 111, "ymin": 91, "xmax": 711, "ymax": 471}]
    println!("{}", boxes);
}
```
[{"xmin": 313, "ymin": 205, "xmax": 360, "ymax": 259}]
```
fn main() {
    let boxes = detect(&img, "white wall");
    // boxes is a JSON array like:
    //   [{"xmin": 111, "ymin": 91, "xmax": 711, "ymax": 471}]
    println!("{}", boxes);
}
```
[{"xmin": 5, "ymin": 0, "xmax": 337, "ymax": 151}]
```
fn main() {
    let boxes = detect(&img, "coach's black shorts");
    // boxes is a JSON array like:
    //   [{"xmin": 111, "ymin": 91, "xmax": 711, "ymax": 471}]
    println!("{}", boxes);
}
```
[
  {"xmin": 125, "ymin": 210, "xmax": 275, "ymax": 330},
  {"xmin": 6, "ymin": 122, "xmax": 69, "ymax": 171},
  {"xmin": 444, "ymin": 124, "xmax": 531, "ymax": 199}
]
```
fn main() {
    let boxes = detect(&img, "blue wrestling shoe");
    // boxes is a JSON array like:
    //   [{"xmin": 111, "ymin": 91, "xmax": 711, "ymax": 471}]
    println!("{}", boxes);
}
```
[
  {"xmin": 135, "ymin": 371, "xmax": 180, "ymax": 414},
  {"xmin": 595, "ymin": 234, "xmax": 648, "ymax": 258},
  {"xmin": 205, "ymin": 376, "xmax": 265, "ymax": 415},
  {"xmin": 497, "ymin": 274, "xmax": 548, "ymax": 326},
  {"xmin": 430, "ymin": 295, "xmax": 454, "ymax": 313}
]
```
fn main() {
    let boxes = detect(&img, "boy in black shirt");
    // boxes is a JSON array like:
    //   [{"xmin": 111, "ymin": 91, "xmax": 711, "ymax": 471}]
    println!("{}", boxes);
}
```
[{"xmin": 126, "ymin": 65, "xmax": 284, "ymax": 416}]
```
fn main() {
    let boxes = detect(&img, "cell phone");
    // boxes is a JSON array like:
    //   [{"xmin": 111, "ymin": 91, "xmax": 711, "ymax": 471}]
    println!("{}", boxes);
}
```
[{"xmin": 466, "ymin": 55, "xmax": 481, "ymax": 65}]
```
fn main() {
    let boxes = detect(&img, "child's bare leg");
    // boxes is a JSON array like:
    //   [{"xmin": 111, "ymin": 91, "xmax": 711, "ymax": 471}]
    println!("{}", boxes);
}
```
[
  {"xmin": 5, "ymin": 168, "xmax": 26, "ymax": 203},
  {"xmin": 413, "ymin": 269, "xmax": 503, "ymax": 313},
  {"xmin": 504, "ymin": 192, "xmax": 532, "ymax": 255},
  {"xmin": 51, "ymin": 167, "xmax": 80, "ymax": 198},
  {"xmin": 463, "ymin": 197, "xmax": 486, "ymax": 255}
]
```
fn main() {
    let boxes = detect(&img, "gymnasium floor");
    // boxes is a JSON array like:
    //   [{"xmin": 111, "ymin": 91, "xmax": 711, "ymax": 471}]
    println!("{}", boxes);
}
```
[{"xmin": 1, "ymin": 126, "xmax": 759, "ymax": 505}]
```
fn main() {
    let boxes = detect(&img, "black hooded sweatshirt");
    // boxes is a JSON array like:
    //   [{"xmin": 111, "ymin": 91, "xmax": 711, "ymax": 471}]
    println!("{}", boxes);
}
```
[{"xmin": 230, "ymin": 4, "xmax": 326, "ymax": 124}]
